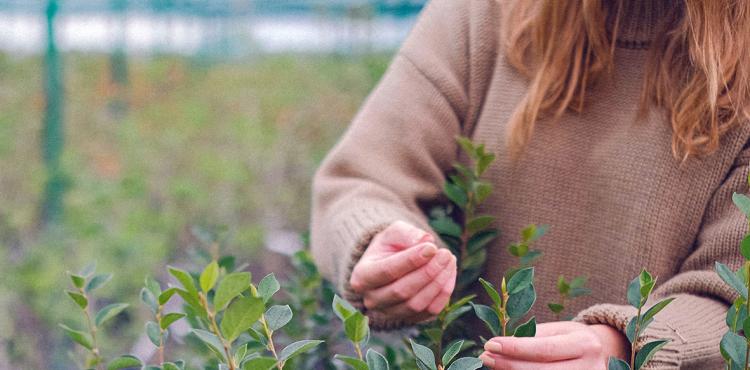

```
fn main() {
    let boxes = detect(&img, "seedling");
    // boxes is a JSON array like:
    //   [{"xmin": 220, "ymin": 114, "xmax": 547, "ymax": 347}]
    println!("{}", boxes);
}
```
[
  {"xmin": 139, "ymin": 276, "xmax": 185, "ymax": 367},
  {"xmin": 548, "ymin": 275, "xmax": 591, "ymax": 320},
  {"xmin": 62, "ymin": 263, "xmax": 135, "ymax": 370},
  {"xmin": 607, "ymin": 270, "xmax": 674, "ymax": 370},
  {"xmin": 717, "ymin": 181, "xmax": 750, "ymax": 370}
]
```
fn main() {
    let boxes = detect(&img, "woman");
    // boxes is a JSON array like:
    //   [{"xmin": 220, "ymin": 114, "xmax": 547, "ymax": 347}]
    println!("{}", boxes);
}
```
[{"xmin": 310, "ymin": 0, "xmax": 750, "ymax": 368}]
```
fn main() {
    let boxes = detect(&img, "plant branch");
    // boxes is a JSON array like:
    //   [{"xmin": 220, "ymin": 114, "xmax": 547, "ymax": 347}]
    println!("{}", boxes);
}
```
[
  {"xmin": 199, "ymin": 293, "xmax": 236, "ymax": 370},
  {"xmin": 79, "ymin": 287, "xmax": 102, "ymax": 370},
  {"xmin": 260, "ymin": 316, "xmax": 283, "ymax": 370},
  {"xmin": 630, "ymin": 306, "xmax": 642, "ymax": 369}
]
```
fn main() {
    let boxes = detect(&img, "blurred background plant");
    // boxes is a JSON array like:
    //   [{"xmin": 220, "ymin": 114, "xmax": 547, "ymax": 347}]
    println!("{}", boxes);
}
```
[{"xmin": 0, "ymin": 0, "xmax": 426, "ymax": 368}]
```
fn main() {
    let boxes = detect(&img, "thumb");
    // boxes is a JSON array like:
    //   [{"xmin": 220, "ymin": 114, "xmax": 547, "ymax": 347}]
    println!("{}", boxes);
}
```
[{"xmin": 376, "ymin": 220, "xmax": 435, "ymax": 249}]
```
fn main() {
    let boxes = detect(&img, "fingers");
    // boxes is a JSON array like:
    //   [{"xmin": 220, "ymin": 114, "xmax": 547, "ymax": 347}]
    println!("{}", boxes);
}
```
[
  {"xmin": 375, "ymin": 220, "xmax": 435, "ymax": 249},
  {"xmin": 480, "ymin": 352, "xmax": 584, "ymax": 370},
  {"xmin": 362, "ymin": 249, "xmax": 455, "ymax": 309},
  {"xmin": 351, "ymin": 242, "xmax": 438, "ymax": 292},
  {"xmin": 426, "ymin": 266, "xmax": 456, "ymax": 315},
  {"xmin": 533, "ymin": 321, "xmax": 588, "ymax": 337},
  {"xmin": 483, "ymin": 332, "xmax": 589, "ymax": 362}
]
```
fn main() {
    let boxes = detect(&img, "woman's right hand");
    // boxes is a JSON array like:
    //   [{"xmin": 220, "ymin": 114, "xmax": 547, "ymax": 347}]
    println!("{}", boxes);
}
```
[{"xmin": 349, "ymin": 221, "xmax": 457, "ymax": 322}]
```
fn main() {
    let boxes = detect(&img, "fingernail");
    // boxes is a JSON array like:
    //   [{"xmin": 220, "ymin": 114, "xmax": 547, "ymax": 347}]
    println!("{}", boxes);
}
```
[
  {"xmin": 436, "ymin": 250, "xmax": 452, "ymax": 265},
  {"xmin": 420, "ymin": 244, "xmax": 437, "ymax": 258},
  {"xmin": 479, "ymin": 354, "xmax": 495, "ymax": 367},
  {"xmin": 485, "ymin": 341, "xmax": 502, "ymax": 353}
]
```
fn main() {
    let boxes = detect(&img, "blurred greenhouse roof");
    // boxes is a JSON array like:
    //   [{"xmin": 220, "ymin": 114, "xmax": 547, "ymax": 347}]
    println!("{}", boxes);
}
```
[{"xmin": 0, "ymin": 0, "xmax": 426, "ymax": 17}]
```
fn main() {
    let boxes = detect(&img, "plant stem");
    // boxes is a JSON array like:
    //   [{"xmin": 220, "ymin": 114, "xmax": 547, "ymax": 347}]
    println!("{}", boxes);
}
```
[
  {"xmin": 354, "ymin": 342, "xmax": 363, "ymax": 361},
  {"xmin": 500, "ymin": 278, "xmax": 509, "ymax": 336},
  {"xmin": 630, "ymin": 306, "xmax": 642, "ymax": 369},
  {"xmin": 260, "ymin": 316, "xmax": 283, "ymax": 370},
  {"xmin": 79, "ymin": 288, "xmax": 102, "ymax": 370},
  {"xmin": 156, "ymin": 304, "xmax": 165, "ymax": 365},
  {"xmin": 200, "ymin": 293, "xmax": 236, "ymax": 370}
]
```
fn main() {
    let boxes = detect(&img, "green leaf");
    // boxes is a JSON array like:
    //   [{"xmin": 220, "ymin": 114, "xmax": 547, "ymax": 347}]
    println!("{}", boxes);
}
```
[
  {"xmin": 467, "ymin": 216, "xmax": 494, "ymax": 234},
  {"xmin": 265, "ymin": 305, "xmax": 293, "ymax": 331},
  {"xmin": 507, "ymin": 267, "xmax": 534, "ymax": 295},
  {"xmin": 477, "ymin": 152, "xmax": 495, "ymax": 175},
  {"xmin": 158, "ymin": 287, "xmax": 179, "ymax": 306},
  {"xmin": 444, "ymin": 305, "xmax": 472, "ymax": 328},
  {"xmin": 519, "ymin": 250, "xmax": 542, "ymax": 266},
  {"xmin": 214, "ymin": 272, "xmax": 251, "ymax": 310},
  {"xmin": 162, "ymin": 363, "xmax": 180, "ymax": 370},
  {"xmin": 141, "ymin": 287, "xmax": 158, "ymax": 314},
  {"xmin": 733, "ymin": 192, "xmax": 750, "ymax": 218},
  {"xmin": 634, "ymin": 340, "xmax": 669, "ymax": 370},
  {"xmin": 192, "ymin": 329, "xmax": 226, "ymax": 361},
  {"xmin": 741, "ymin": 235, "xmax": 750, "ymax": 260},
  {"xmin": 258, "ymin": 273, "xmax": 280, "ymax": 303},
  {"xmin": 506, "ymin": 284, "xmax": 536, "ymax": 319},
  {"xmin": 478, "ymin": 278, "xmax": 501, "ymax": 308},
  {"xmin": 557, "ymin": 276, "xmax": 570, "ymax": 295},
  {"xmin": 168, "ymin": 266, "xmax": 197, "ymax": 295},
  {"xmin": 716, "ymin": 262, "xmax": 748, "ymax": 299},
  {"xmin": 334, "ymin": 355, "xmax": 368, "ymax": 370},
  {"xmin": 442, "ymin": 340, "xmax": 464, "ymax": 366},
  {"xmin": 160, "ymin": 312, "xmax": 186, "ymax": 330},
  {"xmin": 641, "ymin": 298, "xmax": 675, "ymax": 323},
  {"xmin": 445, "ymin": 295, "xmax": 476, "ymax": 312},
  {"xmin": 95, "ymin": 303, "xmax": 128, "ymax": 327},
  {"xmin": 69, "ymin": 273, "xmax": 86, "ymax": 289},
  {"xmin": 242, "ymin": 357, "xmax": 278, "ymax": 370},
  {"xmin": 175, "ymin": 288, "xmax": 203, "ymax": 313},
  {"xmin": 513, "ymin": 317, "xmax": 536, "ymax": 337},
  {"xmin": 146, "ymin": 321, "xmax": 161, "ymax": 346},
  {"xmin": 80, "ymin": 262, "xmax": 97, "ymax": 277},
  {"xmin": 106, "ymin": 355, "xmax": 143, "ymax": 370},
  {"xmin": 86, "ymin": 274, "xmax": 112, "ymax": 293},
  {"xmin": 279, "ymin": 340, "xmax": 324, "ymax": 361},
  {"xmin": 444, "ymin": 182, "xmax": 468, "ymax": 209},
  {"xmin": 456, "ymin": 136, "xmax": 476, "ymax": 159},
  {"xmin": 446, "ymin": 357, "xmax": 483, "ymax": 370},
  {"xmin": 627, "ymin": 275, "xmax": 642, "ymax": 308},
  {"xmin": 569, "ymin": 287, "xmax": 591, "ymax": 298},
  {"xmin": 221, "ymin": 296, "xmax": 264, "ymax": 342},
  {"xmin": 639, "ymin": 280, "xmax": 655, "ymax": 300},
  {"xmin": 467, "ymin": 229, "xmax": 499, "ymax": 253},
  {"xmin": 332, "ymin": 294, "xmax": 356, "ymax": 322},
  {"xmin": 547, "ymin": 303, "xmax": 564, "ymax": 314},
  {"xmin": 727, "ymin": 298, "xmax": 748, "ymax": 332},
  {"xmin": 145, "ymin": 276, "xmax": 161, "ymax": 297},
  {"xmin": 430, "ymin": 215, "xmax": 462, "ymax": 239},
  {"xmin": 344, "ymin": 311, "xmax": 369, "ymax": 343},
  {"xmin": 625, "ymin": 317, "xmax": 653, "ymax": 344},
  {"xmin": 410, "ymin": 339, "xmax": 437, "ymax": 370},
  {"xmin": 744, "ymin": 317, "xmax": 750, "ymax": 340},
  {"xmin": 470, "ymin": 303, "xmax": 500, "ymax": 336},
  {"xmin": 570, "ymin": 275, "xmax": 587, "ymax": 288},
  {"xmin": 366, "ymin": 349, "xmax": 389, "ymax": 370},
  {"xmin": 607, "ymin": 357, "xmax": 631, "ymax": 370},
  {"xmin": 66, "ymin": 290, "xmax": 88, "ymax": 309},
  {"xmin": 200, "ymin": 261, "xmax": 219, "ymax": 292},
  {"xmin": 721, "ymin": 331, "xmax": 747, "ymax": 368},
  {"xmin": 475, "ymin": 182, "xmax": 493, "ymax": 203},
  {"xmin": 59, "ymin": 324, "xmax": 93, "ymax": 350}
]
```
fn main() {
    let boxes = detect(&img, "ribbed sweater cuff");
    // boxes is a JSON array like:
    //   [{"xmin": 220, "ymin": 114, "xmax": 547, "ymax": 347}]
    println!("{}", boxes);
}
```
[
  {"xmin": 575, "ymin": 294, "xmax": 728, "ymax": 369},
  {"xmin": 329, "ymin": 204, "xmax": 430, "ymax": 330}
]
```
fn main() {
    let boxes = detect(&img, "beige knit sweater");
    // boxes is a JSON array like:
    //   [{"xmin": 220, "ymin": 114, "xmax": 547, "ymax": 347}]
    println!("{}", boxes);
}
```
[{"xmin": 310, "ymin": 0, "xmax": 750, "ymax": 368}]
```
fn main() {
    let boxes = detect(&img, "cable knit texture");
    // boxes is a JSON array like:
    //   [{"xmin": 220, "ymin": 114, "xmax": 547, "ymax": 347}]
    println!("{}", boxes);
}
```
[{"xmin": 310, "ymin": 0, "xmax": 750, "ymax": 368}]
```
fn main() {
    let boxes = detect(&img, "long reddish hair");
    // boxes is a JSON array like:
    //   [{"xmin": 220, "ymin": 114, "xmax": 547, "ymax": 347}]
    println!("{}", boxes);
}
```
[{"xmin": 503, "ymin": 0, "xmax": 750, "ymax": 159}]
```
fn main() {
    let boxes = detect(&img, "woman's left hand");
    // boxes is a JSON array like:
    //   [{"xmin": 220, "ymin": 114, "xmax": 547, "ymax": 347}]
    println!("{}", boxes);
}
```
[{"xmin": 479, "ymin": 321, "xmax": 629, "ymax": 370}]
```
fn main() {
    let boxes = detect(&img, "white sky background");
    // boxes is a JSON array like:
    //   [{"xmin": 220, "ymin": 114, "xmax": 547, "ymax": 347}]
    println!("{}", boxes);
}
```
[{"xmin": 0, "ymin": 12, "xmax": 416, "ymax": 55}]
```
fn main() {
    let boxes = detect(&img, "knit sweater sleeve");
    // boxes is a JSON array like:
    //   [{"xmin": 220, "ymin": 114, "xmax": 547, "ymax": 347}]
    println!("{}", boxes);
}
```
[
  {"xmin": 310, "ymin": 0, "xmax": 493, "ymax": 329},
  {"xmin": 576, "ymin": 142, "xmax": 750, "ymax": 369}
]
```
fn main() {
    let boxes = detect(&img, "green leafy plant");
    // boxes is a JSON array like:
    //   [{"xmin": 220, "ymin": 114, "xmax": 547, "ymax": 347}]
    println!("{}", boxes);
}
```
[
  {"xmin": 717, "ymin": 181, "xmax": 750, "ymax": 370},
  {"xmin": 140, "ymin": 276, "xmax": 186, "ymax": 368},
  {"xmin": 61, "ymin": 264, "xmax": 135, "ymax": 370},
  {"xmin": 607, "ymin": 270, "xmax": 674, "ymax": 370},
  {"xmin": 473, "ymin": 266, "xmax": 537, "ymax": 339},
  {"xmin": 429, "ymin": 136, "xmax": 498, "ymax": 293},
  {"xmin": 548, "ymin": 275, "xmax": 591, "ymax": 321}
]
